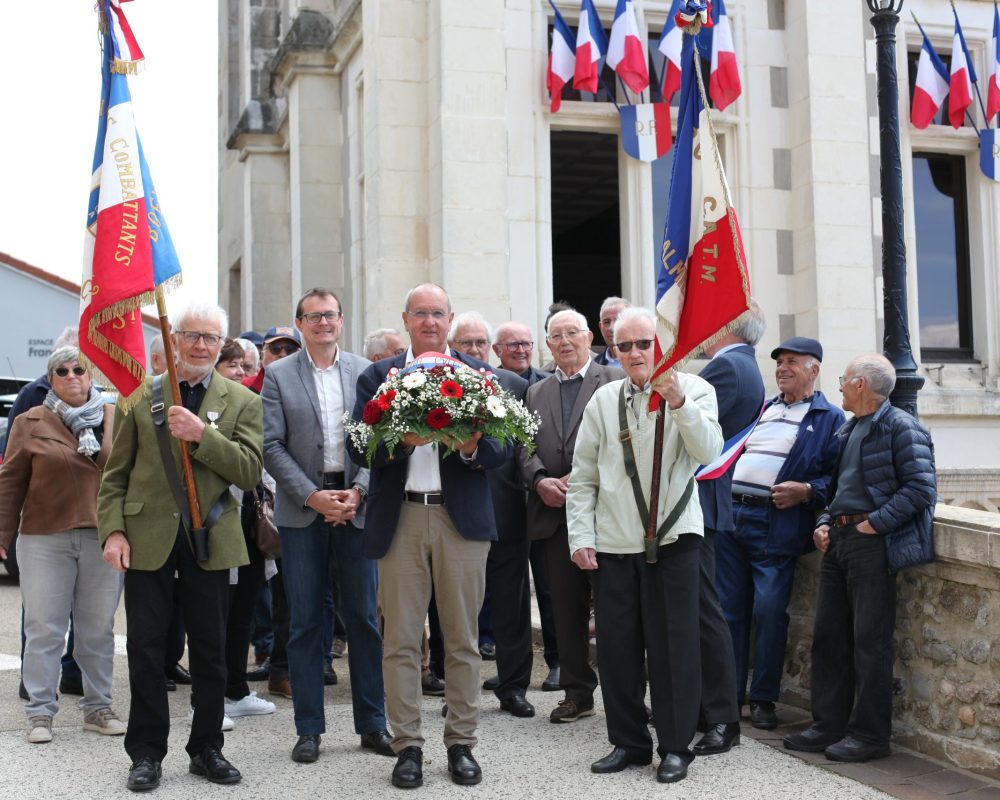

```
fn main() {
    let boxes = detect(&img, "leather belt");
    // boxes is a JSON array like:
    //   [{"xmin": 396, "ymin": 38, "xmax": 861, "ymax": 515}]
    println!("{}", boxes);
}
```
[
  {"xmin": 733, "ymin": 493, "xmax": 770, "ymax": 508},
  {"xmin": 405, "ymin": 491, "xmax": 444, "ymax": 506},
  {"xmin": 323, "ymin": 471, "xmax": 345, "ymax": 489},
  {"xmin": 833, "ymin": 512, "xmax": 869, "ymax": 528}
]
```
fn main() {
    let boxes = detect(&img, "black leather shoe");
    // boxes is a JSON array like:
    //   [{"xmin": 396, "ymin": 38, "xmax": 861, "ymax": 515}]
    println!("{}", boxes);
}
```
[
  {"xmin": 447, "ymin": 744, "xmax": 482, "ymax": 785},
  {"xmin": 590, "ymin": 746, "xmax": 652, "ymax": 773},
  {"xmin": 190, "ymin": 747, "xmax": 241, "ymax": 784},
  {"xmin": 656, "ymin": 752, "xmax": 689, "ymax": 783},
  {"xmin": 824, "ymin": 735, "xmax": 891, "ymax": 763},
  {"xmin": 392, "ymin": 746, "xmax": 423, "ymax": 789},
  {"xmin": 499, "ymin": 695, "xmax": 535, "ymax": 718},
  {"xmin": 247, "ymin": 658, "xmax": 270, "ymax": 682},
  {"xmin": 360, "ymin": 729, "xmax": 394, "ymax": 756},
  {"xmin": 749, "ymin": 700, "xmax": 778, "ymax": 730},
  {"xmin": 59, "ymin": 675, "xmax": 84, "ymax": 696},
  {"xmin": 127, "ymin": 757, "xmax": 162, "ymax": 792},
  {"xmin": 166, "ymin": 664, "xmax": 192, "ymax": 685},
  {"xmin": 323, "ymin": 663, "xmax": 338, "ymax": 686},
  {"xmin": 783, "ymin": 725, "xmax": 842, "ymax": 753},
  {"xmin": 18, "ymin": 680, "xmax": 28, "ymax": 701},
  {"xmin": 292, "ymin": 734, "xmax": 321, "ymax": 763},
  {"xmin": 692, "ymin": 722, "xmax": 741, "ymax": 756},
  {"xmin": 164, "ymin": 678, "xmax": 176, "ymax": 692},
  {"xmin": 422, "ymin": 673, "xmax": 445, "ymax": 696},
  {"xmin": 541, "ymin": 665, "xmax": 561, "ymax": 692},
  {"xmin": 479, "ymin": 642, "xmax": 496, "ymax": 660},
  {"xmin": 482, "ymin": 674, "xmax": 499, "ymax": 691}
]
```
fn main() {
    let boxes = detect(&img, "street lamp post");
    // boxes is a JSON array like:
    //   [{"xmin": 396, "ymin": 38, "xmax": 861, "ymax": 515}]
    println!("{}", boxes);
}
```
[{"xmin": 867, "ymin": 0, "xmax": 924, "ymax": 417}]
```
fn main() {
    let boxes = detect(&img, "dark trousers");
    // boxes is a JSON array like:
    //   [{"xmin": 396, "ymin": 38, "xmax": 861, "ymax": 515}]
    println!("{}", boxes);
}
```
[
  {"xmin": 225, "ymin": 532, "xmax": 266, "ymax": 700},
  {"xmin": 593, "ymin": 535, "xmax": 701, "ymax": 757},
  {"xmin": 486, "ymin": 538, "xmax": 533, "ymax": 699},
  {"xmin": 529, "ymin": 539, "xmax": 559, "ymax": 668},
  {"xmin": 699, "ymin": 529, "xmax": 739, "ymax": 724},
  {"xmin": 269, "ymin": 562, "xmax": 290, "ymax": 679},
  {"xmin": 542, "ymin": 524, "xmax": 596, "ymax": 703},
  {"xmin": 124, "ymin": 533, "xmax": 230, "ymax": 762},
  {"xmin": 811, "ymin": 525, "xmax": 896, "ymax": 745}
]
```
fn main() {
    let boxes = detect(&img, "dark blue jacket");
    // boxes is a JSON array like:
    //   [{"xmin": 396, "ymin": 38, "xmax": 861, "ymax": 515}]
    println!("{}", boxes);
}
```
[
  {"xmin": 818, "ymin": 401, "xmax": 937, "ymax": 574},
  {"xmin": 697, "ymin": 344, "xmax": 765, "ymax": 532},
  {"xmin": 754, "ymin": 391, "xmax": 845, "ymax": 556},
  {"xmin": 1, "ymin": 376, "xmax": 49, "ymax": 459},
  {"xmin": 347, "ymin": 351, "xmax": 510, "ymax": 559}
]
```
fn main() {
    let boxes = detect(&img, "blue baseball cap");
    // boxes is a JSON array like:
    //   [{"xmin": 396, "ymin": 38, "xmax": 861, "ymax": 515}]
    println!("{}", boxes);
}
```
[
  {"xmin": 239, "ymin": 330, "xmax": 264, "ymax": 347},
  {"xmin": 264, "ymin": 326, "xmax": 301, "ymax": 346}
]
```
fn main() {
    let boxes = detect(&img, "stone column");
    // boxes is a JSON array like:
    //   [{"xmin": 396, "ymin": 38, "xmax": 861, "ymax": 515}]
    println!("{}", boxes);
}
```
[{"xmin": 243, "ymin": 149, "xmax": 293, "ymax": 328}]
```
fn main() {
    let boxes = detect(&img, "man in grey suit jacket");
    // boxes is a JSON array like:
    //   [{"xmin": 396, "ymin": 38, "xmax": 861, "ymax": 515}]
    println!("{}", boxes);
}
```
[
  {"xmin": 262, "ymin": 288, "xmax": 390, "ymax": 765},
  {"xmin": 520, "ymin": 309, "xmax": 623, "ymax": 724}
]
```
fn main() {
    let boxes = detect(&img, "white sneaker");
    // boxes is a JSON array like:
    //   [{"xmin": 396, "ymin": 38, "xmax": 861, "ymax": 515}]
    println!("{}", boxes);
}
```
[
  {"xmin": 83, "ymin": 706, "xmax": 126, "ymax": 736},
  {"xmin": 27, "ymin": 716, "xmax": 53, "ymax": 744},
  {"xmin": 187, "ymin": 706, "xmax": 236, "ymax": 731},
  {"xmin": 225, "ymin": 691, "xmax": 276, "ymax": 718}
]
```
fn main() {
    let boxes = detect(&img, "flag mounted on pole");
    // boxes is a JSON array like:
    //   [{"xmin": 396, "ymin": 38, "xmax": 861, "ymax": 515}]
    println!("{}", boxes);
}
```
[
  {"xmin": 547, "ymin": 2, "xmax": 577, "ymax": 112},
  {"xmin": 949, "ymin": 8, "xmax": 976, "ymax": 129},
  {"xmin": 987, "ymin": 1, "xmax": 1000, "ymax": 123},
  {"xmin": 657, "ymin": 0, "xmax": 684, "ymax": 103},
  {"xmin": 80, "ymin": 0, "xmax": 181, "ymax": 410},
  {"xmin": 106, "ymin": 0, "xmax": 145, "ymax": 73},
  {"xmin": 911, "ymin": 25, "xmax": 950, "ymax": 129},
  {"xmin": 574, "ymin": 0, "xmax": 608, "ymax": 94},
  {"xmin": 651, "ymin": 3, "xmax": 751, "ymax": 410},
  {"xmin": 608, "ymin": 0, "xmax": 649, "ymax": 93},
  {"xmin": 708, "ymin": 0, "xmax": 741, "ymax": 111}
]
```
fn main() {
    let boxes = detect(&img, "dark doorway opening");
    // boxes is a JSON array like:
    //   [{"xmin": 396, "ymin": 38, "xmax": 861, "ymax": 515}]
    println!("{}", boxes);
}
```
[{"xmin": 550, "ymin": 131, "xmax": 621, "ymax": 334}]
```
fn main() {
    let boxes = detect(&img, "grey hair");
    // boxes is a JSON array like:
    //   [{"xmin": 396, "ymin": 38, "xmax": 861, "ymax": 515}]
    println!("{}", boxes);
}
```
[
  {"xmin": 403, "ymin": 283, "xmax": 451, "ymax": 313},
  {"xmin": 47, "ymin": 346, "xmax": 83, "ymax": 378},
  {"xmin": 852, "ymin": 354, "xmax": 896, "ymax": 399},
  {"xmin": 235, "ymin": 338, "xmax": 260, "ymax": 369},
  {"xmin": 171, "ymin": 302, "xmax": 228, "ymax": 335},
  {"xmin": 545, "ymin": 309, "xmax": 589, "ymax": 337},
  {"xmin": 54, "ymin": 326, "xmax": 79, "ymax": 349},
  {"xmin": 612, "ymin": 306, "xmax": 656, "ymax": 340},
  {"xmin": 150, "ymin": 334, "xmax": 165, "ymax": 357},
  {"xmin": 363, "ymin": 328, "xmax": 400, "ymax": 360},
  {"xmin": 448, "ymin": 311, "xmax": 493, "ymax": 343},
  {"xmin": 732, "ymin": 301, "xmax": 767, "ymax": 346},
  {"xmin": 599, "ymin": 296, "xmax": 632, "ymax": 318},
  {"xmin": 493, "ymin": 320, "xmax": 533, "ymax": 345}
]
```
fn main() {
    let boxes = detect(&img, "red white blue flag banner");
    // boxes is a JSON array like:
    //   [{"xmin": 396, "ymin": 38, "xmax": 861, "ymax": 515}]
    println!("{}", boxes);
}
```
[
  {"xmin": 547, "ymin": 2, "xmax": 577, "ymax": 112},
  {"xmin": 695, "ymin": 403, "xmax": 764, "ymax": 481},
  {"xmin": 608, "ymin": 0, "xmax": 649, "ymax": 94},
  {"xmin": 980, "ymin": 129, "xmax": 999, "ymax": 181},
  {"xmin": 651, "ymin": 13, "xmax": 751, "ymax": 410},
  {"xmin": 619, "ymin": 103, "xmax": 672, "ymax": 161},
  {"xmin": 106, "ymin": 0, "xmax": 144, "ymax": 74},
  {"xmin": 911, "ymin": 28, "xmax": 950, "ymax": 130},
  {"xmin": 708, "ymin": 0, "xmax": 741, "ymax": 111},
  {"xmin": 949, "ymin": 9, "xmax": 976, "ymax": 129},
  {"xmin": 987, "ymin": 1, "xmax": 1000, "ymax": 123},
  {"xmin": 574, "ymin": 0, "xmax": 608, "ymax": 94},
  {"xmin": 657, "ymin": 0, "xmax": 684, "ymax": 103}
]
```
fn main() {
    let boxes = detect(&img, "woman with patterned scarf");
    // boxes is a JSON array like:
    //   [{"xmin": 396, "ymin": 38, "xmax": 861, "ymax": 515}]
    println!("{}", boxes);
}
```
[{"xmin": 0, "ymin": 346, "xmax": 126, "ymax": 744}]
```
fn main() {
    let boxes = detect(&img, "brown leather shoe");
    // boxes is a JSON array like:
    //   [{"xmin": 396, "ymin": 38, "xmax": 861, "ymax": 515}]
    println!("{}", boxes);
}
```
[{"xmin": 268, "ymin": 676, "xmax": 293, "ymax": 699}]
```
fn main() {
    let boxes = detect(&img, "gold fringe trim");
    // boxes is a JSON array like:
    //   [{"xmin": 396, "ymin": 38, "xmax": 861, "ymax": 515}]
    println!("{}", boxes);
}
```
[
  {"xmin": 157, "ymin": 273, "xmax": 184, "ymax": 294},
  {"xmin": 111, "ymin": 57, "xmax": 144, "ymax": 75},
  {"xmin": 77, "ymin": 350, "xmax": 149, "ymax": 415}
]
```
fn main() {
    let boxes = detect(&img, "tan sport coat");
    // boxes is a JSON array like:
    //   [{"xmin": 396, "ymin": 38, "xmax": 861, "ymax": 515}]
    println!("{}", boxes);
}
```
[{"xmin": 97, "ymin": 374, "xmax": 263, "ymax": 572}]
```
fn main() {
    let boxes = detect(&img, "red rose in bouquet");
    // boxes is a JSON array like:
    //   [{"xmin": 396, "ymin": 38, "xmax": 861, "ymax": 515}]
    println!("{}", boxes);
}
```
[
  {"xmin": 362, "ymin": 400, "xmax": 384, "ymax": 424},
  {"xmin": 426, "ymin": 407, "xmax": 452, "ymax": 429},
  {"xmin": 440, "ymin": 380, "xmax": 463, "ymax": 399}
]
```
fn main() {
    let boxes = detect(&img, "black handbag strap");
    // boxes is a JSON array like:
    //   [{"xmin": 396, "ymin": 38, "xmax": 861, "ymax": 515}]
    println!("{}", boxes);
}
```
[
  {"xmin": 617, "ymin": 382, "xmax": 696, "ymax": 543},
  {"xmin": 151, "ymin": 376, "xmax": 231, "ymax": 538}
]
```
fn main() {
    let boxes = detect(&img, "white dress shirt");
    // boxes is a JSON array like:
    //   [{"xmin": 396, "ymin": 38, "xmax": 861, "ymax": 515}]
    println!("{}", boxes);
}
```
[
  {"xmin": 404, "ymin": 346, "xmax": 448, "ymax": 493},
  {"xmin": 306, "ymin": 346, "xmax": 345, "ymax": 473}
]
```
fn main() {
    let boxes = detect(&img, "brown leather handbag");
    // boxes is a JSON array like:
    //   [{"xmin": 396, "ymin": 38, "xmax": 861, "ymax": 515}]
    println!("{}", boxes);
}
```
[{"xmin": 251, "ymin": 486, "xmax": 281, "ymax": 558}]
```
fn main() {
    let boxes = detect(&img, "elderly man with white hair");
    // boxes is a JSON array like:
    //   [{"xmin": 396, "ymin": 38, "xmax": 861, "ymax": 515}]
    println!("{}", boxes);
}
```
[
  {"xmin": 567, "ymin": 307, "xmax": 722, "ymax": 784},
  {"xmin": 363, "ymin": 328, "xmax": 407, "ymax": 362},
  {"xmin": 98, "ymin": 301, "xmax": 263, "ymax": 792},
  {"xmin": 448, "ymin": 312, "xmax": 493, "ymax": 364}
]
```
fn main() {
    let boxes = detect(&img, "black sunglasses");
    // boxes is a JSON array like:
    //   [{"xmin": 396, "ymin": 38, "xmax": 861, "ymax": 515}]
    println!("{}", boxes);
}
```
[
  {"xmin": 267, "ymin": 342, "xmax": 299, "ymax": 356},
  {"xmin": 613, "ymin": 339, "xmax": 654, "ymax": 353},
  {"xmin": 55, "ymin": 366, "xmax": 87, "ymax": 377}
]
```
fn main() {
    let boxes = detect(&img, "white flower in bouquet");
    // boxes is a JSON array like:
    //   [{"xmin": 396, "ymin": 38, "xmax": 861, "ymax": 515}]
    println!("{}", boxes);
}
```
[
  {"xmin": 485, "ymin": 395, "xmax": 506, "ymax": 418},
  {"xmin": 401, "ymin": 371, "xmax": 427, "ymax": 389}
]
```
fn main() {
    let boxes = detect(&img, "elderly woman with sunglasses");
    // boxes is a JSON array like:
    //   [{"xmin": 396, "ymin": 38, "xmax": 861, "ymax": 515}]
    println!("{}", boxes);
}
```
[{"xmin": 0, "ymin": 347, "xmax": 125, "ymax": 744}]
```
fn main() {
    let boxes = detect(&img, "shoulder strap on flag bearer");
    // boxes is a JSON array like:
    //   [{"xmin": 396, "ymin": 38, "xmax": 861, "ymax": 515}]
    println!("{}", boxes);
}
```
[{"xmin": 617, "ymin": 382, "xmax": 697, "ymax": 543}]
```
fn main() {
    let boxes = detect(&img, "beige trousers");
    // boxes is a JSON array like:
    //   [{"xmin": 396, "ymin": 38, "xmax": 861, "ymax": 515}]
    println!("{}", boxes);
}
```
[{"xmin": 378, "ymin": 502, "xmax": 490, "ymax": 751}]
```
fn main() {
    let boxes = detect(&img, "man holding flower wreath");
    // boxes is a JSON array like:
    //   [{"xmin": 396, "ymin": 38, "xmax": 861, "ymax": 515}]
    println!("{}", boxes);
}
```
[{"xmin": 348, "ymin": 283, "xmax": 513, "ymax": 790}]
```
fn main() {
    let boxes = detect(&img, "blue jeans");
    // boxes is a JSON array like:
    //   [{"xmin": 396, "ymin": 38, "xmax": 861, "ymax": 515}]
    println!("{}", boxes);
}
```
[
  {"xmin": 280, "ymin": 517, "xmax": 385, "ymax": 735},
  {"xmin": 715, "ymin": 503, "xmax": 797, "ymax": 705}
]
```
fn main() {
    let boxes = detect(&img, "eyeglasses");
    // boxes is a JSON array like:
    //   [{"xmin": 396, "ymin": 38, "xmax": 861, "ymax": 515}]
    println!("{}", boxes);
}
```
[
  {"xmin": 614, "ymin": 339, "xmax": 654, "ymax": 353},
  {"xmin": 456, "ymin": 338, "xmax": 489, "ymax": 349},
  {"xmin": 178, "ymin": 331, "xmax": 222, "ymax": 347},
  {"xmin": 55, "ymin": 366, "xmax": 87, "ymax": 377},
  {"xmin": 838, "ymin": 375, "xmax": 862, "ymax": 387},
  {"xmin": 546, "ymin": 329, "xmax": 585, "ymax": 343},
  {"xmin": 267, "ymin": 342, "xmax": 300, "ymax": 356},
  {"xmin": 500, "ymin": 341, "xmax": 533, "ymax": 352},
  {"xmin": 299, "ymin": 311, "xmax": 342, "ymax": 324},
  {"xmin": 407, "ymin": 309, "xmax": 449, "ymax": 321}
]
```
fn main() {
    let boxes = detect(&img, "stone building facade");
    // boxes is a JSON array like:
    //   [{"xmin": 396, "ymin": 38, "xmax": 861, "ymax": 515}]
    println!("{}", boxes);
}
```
[{"xmin": 217, "ymin": 0, "xmax": 1000, "ymax": 477}]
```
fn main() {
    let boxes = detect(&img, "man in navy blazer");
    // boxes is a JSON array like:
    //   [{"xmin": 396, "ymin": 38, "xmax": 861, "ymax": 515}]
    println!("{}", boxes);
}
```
[
  {"xmin": 262, "ymin": 289, "xmax": 389, "ymax": 765},
  {"xmin": 347, "ymin": 283, "xmax": 510, "ymax": 790},
  {"xmin": 691, "ymin": 304, "xmax": 766, "ymax": 756}
]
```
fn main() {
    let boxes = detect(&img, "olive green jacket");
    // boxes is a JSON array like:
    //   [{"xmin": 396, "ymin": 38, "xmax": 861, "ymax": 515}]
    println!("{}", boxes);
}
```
[{"xmin": 97, "ymin": 373, "xmax": 263, "ymax": 571}]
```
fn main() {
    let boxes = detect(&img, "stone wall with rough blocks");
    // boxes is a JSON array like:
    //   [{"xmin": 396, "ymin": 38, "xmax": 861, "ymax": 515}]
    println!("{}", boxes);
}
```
[{"xmin": 780, "ymin": 505, "xmax": 1000, "ymax": 780}]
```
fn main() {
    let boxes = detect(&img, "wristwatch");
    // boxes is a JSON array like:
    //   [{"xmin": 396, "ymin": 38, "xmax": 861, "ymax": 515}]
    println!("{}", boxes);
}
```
[
  {"xmin": 351, "ymin": 483, "xmax": 368, "ymax": 504},
  {"xmin": 804, "ymin": 482, "xmax": 815, "ymax": 502}
]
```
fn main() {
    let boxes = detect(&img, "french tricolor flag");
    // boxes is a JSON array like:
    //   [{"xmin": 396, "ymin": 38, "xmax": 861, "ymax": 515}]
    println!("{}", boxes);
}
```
[
  {"xmin": 709, "ymin": 0, "xmax": 741, "ymax": 111},
  {"xmin": 949, "ymin": 13, "xmax": 976, "ymax": 129},
  {"xmin": 547, "ymin": 4, "xmax": 577, "ymax": 112},
  {"xmin": 657, "ymin": 0, "xmax": 683, "ymax": 103},
  {"xmin": 574, "ymin": 0, "xmax": 608, "ymax": 94},
  {"xmin": 620, "ymin": 103, "xmax": 672, "ymax": 161},
  {"xmin": 695, "ymin": 406, "xmax": 763, "ymax": 481},
  {"xmin": 107, "ymin": 0, "xmax": 144, "ymax": 73},
  {"xmin": 987, "ymin": 2, "xmax": 1000, "ymax": 123},
  {"xmin": 607, "ymin": 0, "xmax": 649, "ymax": 94},
  {"xmin": 911, "ymin": 30, "xmax": 950, "ymax": 130}
]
